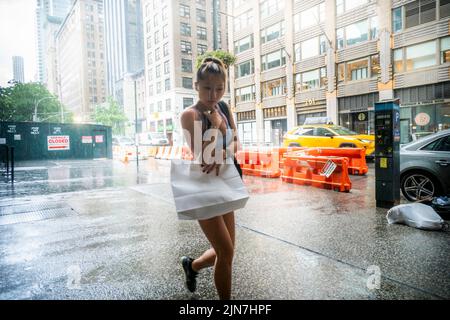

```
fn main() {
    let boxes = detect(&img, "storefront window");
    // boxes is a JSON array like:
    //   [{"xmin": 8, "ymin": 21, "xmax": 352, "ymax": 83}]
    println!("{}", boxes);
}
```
[
  {"xmin": 394, "ymin": 49, "xmax": 404, "ymax": 72},
  {"xmin": 441, "ymin": 37, "xmax": 450, "ymax": 63},
  {"xmin": 405, "ymin": 40, "xmax": 436, "ymax": 70}
]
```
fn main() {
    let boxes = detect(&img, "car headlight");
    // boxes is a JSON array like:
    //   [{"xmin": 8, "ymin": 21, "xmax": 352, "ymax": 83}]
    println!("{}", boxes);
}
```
[{"xmin": 359, "ymin": 139, "xmax": 372, "ymax": 144}]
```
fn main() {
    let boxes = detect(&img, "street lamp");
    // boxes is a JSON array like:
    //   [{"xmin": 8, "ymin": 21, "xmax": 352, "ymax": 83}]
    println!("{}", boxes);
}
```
[{"xmin": 33, "ymin": 96, "xmax": 54, "ymax": 122}]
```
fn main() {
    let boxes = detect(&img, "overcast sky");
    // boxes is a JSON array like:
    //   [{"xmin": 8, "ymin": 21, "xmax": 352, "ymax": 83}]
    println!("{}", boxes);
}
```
[{"xmin": 0, "ymin": 0, "xmax": 37, "ymax": 86}]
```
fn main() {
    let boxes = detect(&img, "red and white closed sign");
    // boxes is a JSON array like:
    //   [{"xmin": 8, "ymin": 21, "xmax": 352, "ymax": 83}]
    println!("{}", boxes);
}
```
[{"xmin": 48, "ymin": 135, "xmax": 70, "ymax": 151}]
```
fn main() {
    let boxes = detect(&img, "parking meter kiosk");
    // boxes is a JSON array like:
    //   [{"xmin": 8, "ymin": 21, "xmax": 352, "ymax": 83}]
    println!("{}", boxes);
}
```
[{"xmin": 374, "ymin": 99, "xmax": 400, "ymax": 208}]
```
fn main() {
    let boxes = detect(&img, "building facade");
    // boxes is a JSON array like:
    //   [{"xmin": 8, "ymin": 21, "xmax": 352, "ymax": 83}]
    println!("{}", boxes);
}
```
[
  {"xmin": 104, "ymin": 0, "xmax": 145, "ymax": 105},
  {"xmin": 228, "ymin": 0, "xmax": 450, "ymax": 146},
  {"xmin": 142, "ymin": 0, "xmax": 229, "ymax": 145},
  {"xmin": 36, "ymin": 0, "xmax": 72, "ymax": 86},
  {"xmin": 12, "ymin": 56, "xmax": 25, "ymax": 83},
  {"xmin": 56, "ymin": 0, "xmax": 107, "ymax": 122}
]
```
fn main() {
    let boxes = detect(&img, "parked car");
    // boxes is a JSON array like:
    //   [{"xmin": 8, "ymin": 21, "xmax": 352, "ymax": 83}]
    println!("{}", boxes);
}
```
[
  {"xmin": 400, "ymin": 129, "xmax": 450, "ymax": 201},
  {"xmin": 112, "ymin": 136, "xmax": 135, "ymax": 147},
  {"xmin": 283, "ymin": 123, "xmax": 375, "ymax": 157},
  {"xmin": 137, "ymin": 132, "xmax": 169, "ymax": 146}
]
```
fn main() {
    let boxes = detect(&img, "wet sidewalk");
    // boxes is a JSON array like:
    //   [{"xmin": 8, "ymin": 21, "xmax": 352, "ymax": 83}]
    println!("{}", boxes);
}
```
[{"xmin": 0, "ymin": 159, "xmax": 449, "ymax": 300}]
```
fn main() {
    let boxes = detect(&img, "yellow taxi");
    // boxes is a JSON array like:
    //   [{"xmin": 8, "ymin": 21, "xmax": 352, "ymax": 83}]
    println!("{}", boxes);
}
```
[{"xmin": 283, "ymin": 121, "xmax": 375, "ymax": 157}]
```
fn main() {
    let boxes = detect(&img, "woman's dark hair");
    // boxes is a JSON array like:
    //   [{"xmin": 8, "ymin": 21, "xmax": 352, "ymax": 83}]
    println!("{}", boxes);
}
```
[{"xmin": 196, "ymin": 57, "xmax": 227, "ymax": 83}]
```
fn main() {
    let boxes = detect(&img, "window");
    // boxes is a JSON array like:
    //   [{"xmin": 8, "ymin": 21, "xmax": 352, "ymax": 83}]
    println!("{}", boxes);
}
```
[
  {"xmin": 182, "ymin": 59, "xmax": 192, "ymax": 72},
  {"xmin": 162, "ymin": 6, "xmax": 168, "ymax": 21},
  {"xmin": 147, "ymin": 52, "xmax": 153, "ymax": 65},
  {"xmin": 156, "ymin": 82, "xmax": 161, "ymax": 94},
  {"xmin": 165, "ymin": 78, "xmax": 170, "ymax": 91},
  {"xmin": 179, "ymin": 4, "xmax": 190, "ymax": 18},
  {"xmin": 163, "ymin": 25, "xmax": 168, "ymax": 38},
  {"xmin": 347, "ymin": 59, "xmax": 368, "ymax": 80},
  {"xmin": 183, "ymin": 97, "xmax": 194, "ymax": 109},
  {"xmin": 234, "ymin": 35, "xmax": 254, "ymax": 54},
  {"xmin": 234, "ymin": 10, "xmax": 253, "ymax": 32},
  {"xmin": 370, "ymin": 16, "xmax": 378, "ymax": 40},
  {"xmin": 336, "ymin": 28, "xmax": 344, "ymax": 49},
  {"xmin": 441, "ymin": 37, "xmax": 450, "ymax": 63},
  {"xmin": 261, "ymin": 21, "xmax": 284, "ymax": 44},
  {"xmin": 149, "ymin": 84, "xmax": 154, "ymax": 96},
  {"xmin": 155, "ymin": 48, "xmax": 160, "ymax": 61},
  {"xmin": 314, "ymin": 128, "xmax": 333, "ymax": 136},
  {"xmin": 392, "ymin": 7, "xmax": 403, "ymax": 33},
  {"xmin": 157, "ymin": 101, "xmax": 162, "ymax": 112},
  {"xmin": 182, "ymin": 77, "xmax": 193, "ymax": 89},
  {"xmin": 164, "ymin": 61, "xmax": 170, "ymax": 74},
  {"xmin": 405, "ymin": 40, "xmax": 436, "ymax": 70},
  {"xmin": 197, "ymin": 27, "xmax": 207, "ymax": 40},
  {"xmin": 163, "ymin": 43, "xmax": 169, "ymax": 56},
  {"xmin": 295, "ymin": 67, "xmax": 327, "ymax": 91},
  {"xmin": 262, "ymin": 78, "xmax": 286, "ymax": 98},
  {"xmin": 235, "ymin": 60, "xmax": 254, "ymax": 78},
  {"xmin": 156, "ymin": 65, "xmax": 161, "ymax": 78},
  {"xmin": 154, "ymin": 30, "xmax": 160, "ymax": 44},
  {"xmin": 148, "ymin": 68, "xmax": 153, "ymax": 80},
  {"xmin": 441, "ymin": 0, "xmax": 450, "ymax": 18},
  {"xmin": 235, "ymin": 85, "xmax": 256, "ymax": 103},
  {"xmin": 196, "ymin": 0, "xmax": 206, "ymax": 5},
  {"xmin": 260, "ymin": 0, "xmax": 284, "ymax": 19},
  {"xmin": 261, "ymin": 50, "xmax": 286, "ymax": 71},
  {"xmin": 294, "ymin": 43, "xmax": 301, "ymax": 62},
  {"xmin": 147, "ymin": 36, "xmax": 152, "ymax": 49},
  {"xmin": 338, "ymin": 55, "xmax": 378, "ymax": 82},
  {"xmin": 405, "ymin": 0, "xmax": 436, "ymax": 29},
  {"xmin": 371, "ymin": 55, "xmax": 380, "ymax": 77},
  {"xmin": 197, "ymin": 44, "xmax": 207, "ymax": 54},
  {"xmin": 394, "ymin": 49, "xmax": 404, "ymax": 72},
  {"xmin": 181, "ymin": 40, "xmax": 192, "ymax": 54},
  {"xmin": 196, "ymin": 8, "xmax": 206, "ymax": 23},
  {"xmin": 301, "ymin": 37, "xmax": 319, "ymax": 60},
  {"xmin": 336, "ymin": 0, "xmax": 367, "ymax": 15},
  {"xmin": 153, "ymin": 14, "xmax": 158, "ymax": 27},
  {"xmin": 180, "ymin": 22, "xmax": 191, "ymax": 36},
  {"xmin": 299, "ymin": 3, "xmax": 324, "ymax": 30},
  {"xmin": 346, "ymin": 20, "xmax": 368, "ymax": 46}
]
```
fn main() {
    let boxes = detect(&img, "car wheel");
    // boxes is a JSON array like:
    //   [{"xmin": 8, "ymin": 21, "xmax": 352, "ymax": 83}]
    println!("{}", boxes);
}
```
[
  {"xmin": 400, "ymin": 171, "xmax": 439, "ymax": 202},
  {"xmin": 289, "ymin": 143, "xmax": 301, "ymax": 147}
]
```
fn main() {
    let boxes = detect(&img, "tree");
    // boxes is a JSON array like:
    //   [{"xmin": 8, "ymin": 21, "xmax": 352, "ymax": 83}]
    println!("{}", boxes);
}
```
[
  {"xmin": 93, "ymin": 97, "xmax": 128, "ymax": 135},
  {"xmin": 195, "ymin": 50, "xmax": 237, "ymax": 69},
  {"xmin": 0, "ymin": 82, "xmax": 72, "ymax": 123}
]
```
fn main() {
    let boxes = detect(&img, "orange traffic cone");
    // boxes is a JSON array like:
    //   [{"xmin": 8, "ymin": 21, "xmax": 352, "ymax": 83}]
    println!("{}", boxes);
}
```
[{"xmin": 123, "ymin": 155, "xmax": 129, "ymax": 163}]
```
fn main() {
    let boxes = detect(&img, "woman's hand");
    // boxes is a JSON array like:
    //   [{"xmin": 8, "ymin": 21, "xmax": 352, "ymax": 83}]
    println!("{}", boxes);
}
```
[
  {"xmin": 202, "ymin": 106, "xmax": 223, "ymax": 129},
  {"xmin": 201, "ymin": 162, "xmax": 221, "ymax": 176}
]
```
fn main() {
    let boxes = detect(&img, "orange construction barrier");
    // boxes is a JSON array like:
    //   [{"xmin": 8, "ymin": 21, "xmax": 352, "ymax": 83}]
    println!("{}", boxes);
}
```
[
  {"xmin": 181, "ymin": 146, "xmax": 193, "ymax": 160},
  {"xmin": 276, "ymin": 147, "xmax": 306, "ymax": 168},
  {"xmin": 302, "ymin": 148, "xmax": 368, "ymax": 175},
  {"xmin": 281, "ymin": 154, "xmax": 351, "ymax": 192},
  {"xmin": 236, "ymin": 150, "xmax": 281, "ymax": 178}
]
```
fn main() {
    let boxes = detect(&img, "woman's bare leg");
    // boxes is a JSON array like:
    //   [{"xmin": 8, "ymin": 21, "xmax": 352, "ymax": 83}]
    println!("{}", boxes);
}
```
[
  {"xmin": 196, "ymin": 213, "xmax": 234, "ymax": 300},
  {"xmin": 191, "ymin": 212, "xmax": 235, "ymax": 272}
]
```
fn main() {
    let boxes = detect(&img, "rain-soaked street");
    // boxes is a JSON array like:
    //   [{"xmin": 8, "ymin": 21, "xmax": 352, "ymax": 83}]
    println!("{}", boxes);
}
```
[{"xmin": 0, "ymin": 158, "xmax": 449, "ymax": 300}]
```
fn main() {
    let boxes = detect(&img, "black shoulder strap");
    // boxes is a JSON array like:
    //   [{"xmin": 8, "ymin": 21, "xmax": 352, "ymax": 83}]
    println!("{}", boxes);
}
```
[{"xmin": 218, "ymin": 101, "xmax": 231, "ymax": 124}]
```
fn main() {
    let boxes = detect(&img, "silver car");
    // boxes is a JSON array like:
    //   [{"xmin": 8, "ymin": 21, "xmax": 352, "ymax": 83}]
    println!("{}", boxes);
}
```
[{"xmin": 400, "ymin": 129, "xmax": 450, "ymax": 201}]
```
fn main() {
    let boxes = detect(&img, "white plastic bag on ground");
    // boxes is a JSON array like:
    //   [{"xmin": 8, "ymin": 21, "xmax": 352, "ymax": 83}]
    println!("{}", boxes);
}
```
[{"xmin": 386, "ymin": 203, "xmax": 446, "ymax": 231}]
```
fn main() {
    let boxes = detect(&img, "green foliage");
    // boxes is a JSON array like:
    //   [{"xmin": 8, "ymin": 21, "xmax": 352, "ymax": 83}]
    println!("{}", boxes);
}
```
[
  {"xmin": 0, "ymin": 82, "xmax": 72, "ymax": 123},
  {"xmin": 93, "ymin": 97, "xmax": 128, "ymax": 135},
  {"xmin": 195, "ymin": 50, "xmax": 237, "ymax": 70}
]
